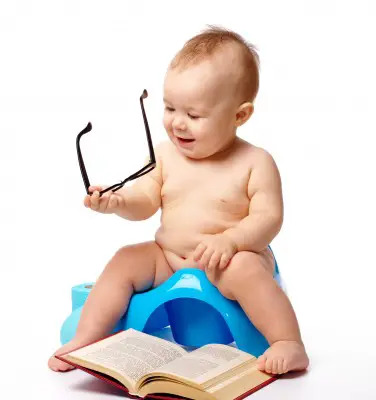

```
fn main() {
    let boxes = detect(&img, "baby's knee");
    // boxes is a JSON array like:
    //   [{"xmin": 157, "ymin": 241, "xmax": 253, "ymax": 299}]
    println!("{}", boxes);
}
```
[
  {"xmin": 226, "ymin": 251, "xmax": 266, "ymax": 278},
  {"xmin": 107, "ymin": 245, "xmax": 134, "ymax": 271},
  {"xmin": 211, "ymin": 252, "xmax": 269, "ymax": 300},
  {"xmin": 101, "ymin": 245, "xmax": 142, "ymax": 284},
  {"xmin": 230, "ymin": 250, "xmax": 275, "ymax": 279},
  {"xmin": 111, "ymin": 242, "xmax": 151, "ymax": 266},
  {"xmin": 112, "ymin": 244, "xmax": 135, "ymax": 261},
  {"xmin": 104, "ymin": 241, "xmax": 169, "ymax": 293}
]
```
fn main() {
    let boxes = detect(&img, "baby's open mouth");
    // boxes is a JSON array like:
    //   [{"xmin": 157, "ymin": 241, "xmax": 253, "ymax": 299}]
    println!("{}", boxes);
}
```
[{"xmin": 177, "ymin": 137, "xmax": 195, "ymax": 143}]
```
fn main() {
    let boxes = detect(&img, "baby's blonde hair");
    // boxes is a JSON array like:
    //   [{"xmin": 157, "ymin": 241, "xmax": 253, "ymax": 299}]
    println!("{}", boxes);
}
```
[{"xmin": 170, "ymin": 25, "xmax": 260, "ymax": 103}]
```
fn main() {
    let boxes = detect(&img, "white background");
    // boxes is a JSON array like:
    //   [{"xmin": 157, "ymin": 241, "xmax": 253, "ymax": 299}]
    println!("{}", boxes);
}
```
[{"xmin": 1, "ymin": 0, "xmax": 376, "ymax": 399}]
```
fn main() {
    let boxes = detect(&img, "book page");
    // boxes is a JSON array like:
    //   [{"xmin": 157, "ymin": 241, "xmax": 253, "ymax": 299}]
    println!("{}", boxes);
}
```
[
  {"xmin": 150, "ymin": 343, "xmax": 256, "ymax": 386},
  {"xmin": 67, "ymin": 329, "xmax": 187, "ymax": 386}
]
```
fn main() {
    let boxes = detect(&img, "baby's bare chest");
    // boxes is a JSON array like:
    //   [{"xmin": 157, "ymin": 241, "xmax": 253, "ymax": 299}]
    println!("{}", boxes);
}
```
[{"xmin": 160, "ymin": 153, "xmax": 251, "ymax": 219}]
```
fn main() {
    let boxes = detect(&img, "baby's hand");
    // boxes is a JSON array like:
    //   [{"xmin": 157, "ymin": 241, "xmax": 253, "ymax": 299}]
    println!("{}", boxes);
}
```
[
  {"xmin": 84, "ymin": 185, "xmax": 125, "ymax": 214},
  {"xmin": 193, "ymin": 233, "xmax": 238, "ymax": 271}
]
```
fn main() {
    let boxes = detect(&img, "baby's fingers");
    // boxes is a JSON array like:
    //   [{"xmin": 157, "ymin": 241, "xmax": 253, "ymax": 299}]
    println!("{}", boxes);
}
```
[
  {"xmin": 84, "ymin": 188, "xmax": 120, "ymax": 214},
  {"xmin": 88, "ymin": 185, "xmax": 103, "ymax": 193},
  {"xmin": 193, "ymin": 243, "xmax": 207, "ymax": 261},
  {"xmin": 107, "ymin": 194, "xmax": 119, "ymax": 211},
  {"xmin": 84, "ymin": 186, "xmax": 103, "ymax": 208},
  {"xmin": 219, "ymin": 253, "xmax": 231, "ymax": 270},
  {"xmin": 207, "ymin": 252, "xmax": 221, "ymax": 270},
  {"xmin": 93, "ymin": 191, "xmax": 112, "ymax": 211},
  {"xmin": 84, "ymin": 195, "xmax": 91, "ymax": 208},
  {"xmin": 90, "ymin": 191, "xmax": 101, "ymax": 210},
  {"xmin": 99, "ymin": 192, "xmax": 123, "ymax": 213}
]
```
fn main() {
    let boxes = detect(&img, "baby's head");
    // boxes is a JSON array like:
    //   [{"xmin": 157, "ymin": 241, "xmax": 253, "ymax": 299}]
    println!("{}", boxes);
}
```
[{"xmin": 163, "ymin": 26, "xmax": 259, "ymax": 159}]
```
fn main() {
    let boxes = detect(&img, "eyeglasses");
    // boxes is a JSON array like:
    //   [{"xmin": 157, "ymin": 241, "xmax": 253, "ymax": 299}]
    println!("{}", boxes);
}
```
[{"xmin": 76, "ymin": 89, "xmax": 156, "ymax": 197}]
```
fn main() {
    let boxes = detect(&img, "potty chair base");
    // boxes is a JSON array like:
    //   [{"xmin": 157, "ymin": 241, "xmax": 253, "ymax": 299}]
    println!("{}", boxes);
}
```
[{"xmin": 61, "ymin": 263, "xmax": 282, "ymax": 357}]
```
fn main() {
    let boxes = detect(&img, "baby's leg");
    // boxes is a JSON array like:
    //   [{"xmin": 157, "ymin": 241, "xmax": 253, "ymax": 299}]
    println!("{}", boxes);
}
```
[
  {"xmin": 208, "ymin": 249, "xmax": 309, "ymax": 375},
  {"xmin": 48, "ymin": 241, "xmax": 174, "ymax": 372}
]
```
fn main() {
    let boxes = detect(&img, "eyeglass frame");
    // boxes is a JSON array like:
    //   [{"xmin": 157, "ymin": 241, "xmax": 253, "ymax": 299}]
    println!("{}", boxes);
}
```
[{"xmin": 76, "ymin": 89, "xmax": 156, "ymax": 197}]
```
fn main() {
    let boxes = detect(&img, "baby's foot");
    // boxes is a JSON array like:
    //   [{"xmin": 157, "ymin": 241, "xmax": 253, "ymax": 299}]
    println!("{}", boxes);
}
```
[
  {"xmin": 256, "ymin": 340, "xmax": 309, "ymax": 374},
  {"xmin": 48, "ymin": 339, "xmax": 87, "ymax": 372}
]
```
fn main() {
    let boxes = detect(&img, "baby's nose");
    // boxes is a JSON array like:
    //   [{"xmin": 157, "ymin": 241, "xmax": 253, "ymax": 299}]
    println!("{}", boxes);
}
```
[{"xmin": 172, "ymin": 116, "xmax": 186, "ymax": 131}]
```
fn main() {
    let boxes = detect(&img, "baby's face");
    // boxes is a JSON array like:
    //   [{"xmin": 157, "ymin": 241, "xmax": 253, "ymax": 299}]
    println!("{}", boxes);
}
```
[{"xmin": 163, "ymin": 58, "xmax": 242, "ymax": 159}]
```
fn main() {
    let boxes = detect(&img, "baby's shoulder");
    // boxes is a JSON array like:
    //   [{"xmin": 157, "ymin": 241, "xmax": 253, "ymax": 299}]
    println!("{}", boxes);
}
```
[
  {"xmin": 154, "ymin": 140, "xmax": 181, "ymax": 165},
  {"xmin": 152, "ymin": 141, "xmax": 178, "ymax": 176},
  {"xmin": 237, "ymin": 139, "xmax": 276, "ymax": 167}
]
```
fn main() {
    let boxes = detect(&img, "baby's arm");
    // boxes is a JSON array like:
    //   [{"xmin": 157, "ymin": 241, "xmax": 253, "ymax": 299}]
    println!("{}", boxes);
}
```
[
  {"xmin": 223, "ymin": 148, "xmax": 283, "ymax": 252},
  {"xmin": 114, "ymin": 144, "xmax": 164, "ymax": 221}
]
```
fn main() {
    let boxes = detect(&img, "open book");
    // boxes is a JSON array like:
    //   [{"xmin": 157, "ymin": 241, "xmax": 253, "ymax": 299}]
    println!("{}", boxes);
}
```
[{"xmin": 56, "ymin": 328, "xmax": 277, "ymax": 400}]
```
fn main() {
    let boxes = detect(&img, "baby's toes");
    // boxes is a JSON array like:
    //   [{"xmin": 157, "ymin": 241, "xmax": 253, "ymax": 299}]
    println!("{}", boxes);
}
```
[
  {"xmin": 257, "ymin": 353, "xmax": 289, "ymax": 375},
  {"xmin": 264, "ymin": 357, "xmax": 274, "ymax": 374},
  {"xmin": 273, "ymin": 357, "xmax": 284, "ymax": 374},
  {"xmin": 48, "ymin": 355, "xmax": 74, "ymax": 372},
  {"xmin": 282, "ymin": 358, "xmax": 289, "ymax": 374},
  {"xmin": 256, "ymin": 355, "xmax": 267, "ymax": 371},
  {"xmin": 271, "ymin": 358, "xmax": 279, "ymax": 374}
]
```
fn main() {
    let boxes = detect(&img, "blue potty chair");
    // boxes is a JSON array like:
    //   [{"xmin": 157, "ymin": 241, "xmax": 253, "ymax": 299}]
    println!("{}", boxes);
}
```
[{"xmin": 61, "ymin": 255, "xmax": 283, "ymax": 357}]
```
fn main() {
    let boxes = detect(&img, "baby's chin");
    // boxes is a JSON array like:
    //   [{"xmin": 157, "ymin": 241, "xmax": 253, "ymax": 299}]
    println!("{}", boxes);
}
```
[{"xmin": 175, "ymin": 145, "xmax": 220, "ymax": 160}]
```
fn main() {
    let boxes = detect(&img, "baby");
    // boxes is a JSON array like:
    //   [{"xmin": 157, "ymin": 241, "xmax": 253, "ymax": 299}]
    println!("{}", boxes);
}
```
[{"xmin": 49, "ymin": 26, "xmax": 309, "ymax": 375}]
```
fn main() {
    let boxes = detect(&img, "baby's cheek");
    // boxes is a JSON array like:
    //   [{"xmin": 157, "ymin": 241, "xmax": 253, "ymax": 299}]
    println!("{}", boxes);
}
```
[
  {"xmin": 163, "ymin": 114, "xmax": 172, "ymax": 131},
  {"xmin": 192, "ymin": 128, "xmax": 206, "ymax": 143}
]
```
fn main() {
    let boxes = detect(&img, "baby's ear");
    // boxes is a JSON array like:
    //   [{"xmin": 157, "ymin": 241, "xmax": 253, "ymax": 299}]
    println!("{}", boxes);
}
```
[{"xmin": 235, "ymin": 102, "xmax": 254, "ymax": 127}]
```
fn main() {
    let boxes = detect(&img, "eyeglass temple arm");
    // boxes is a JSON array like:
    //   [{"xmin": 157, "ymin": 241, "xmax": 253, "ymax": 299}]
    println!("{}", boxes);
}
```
[
  {"xmin": 140, "ymin": 89, "xmax": 156, "ymax": 165},
  {"xmin": 100, "ymin": 90, "xmax": 156, "ymax": 196},
  {"xmin": 76, "ymin": 122, "xmax": 92, "ymax": 194}
]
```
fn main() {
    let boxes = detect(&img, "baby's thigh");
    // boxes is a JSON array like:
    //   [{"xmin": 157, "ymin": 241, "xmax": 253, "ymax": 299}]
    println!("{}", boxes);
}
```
[
  {"xmin": 110, "ymin": 241, "xmax": 174, "ymax": 293},
  {"xmin": 207, "ymin": 248, "xmax": 275, "ymax": 300}
]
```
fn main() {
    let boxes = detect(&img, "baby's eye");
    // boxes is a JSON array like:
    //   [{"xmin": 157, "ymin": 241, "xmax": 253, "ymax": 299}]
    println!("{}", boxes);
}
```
[
  {"xmin": 165, "ymin": 106, "xmax": 175, "ymax": 112},
  {"xmin": 188, "ymin": 113, "xmax": 200, "ymax": 119}
]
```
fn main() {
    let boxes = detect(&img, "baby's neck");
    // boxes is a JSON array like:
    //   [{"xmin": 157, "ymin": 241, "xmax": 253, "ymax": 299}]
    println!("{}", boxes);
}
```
[{"xmin": 203, "ymin": 135, "xmax": 242, "ymax": 162}]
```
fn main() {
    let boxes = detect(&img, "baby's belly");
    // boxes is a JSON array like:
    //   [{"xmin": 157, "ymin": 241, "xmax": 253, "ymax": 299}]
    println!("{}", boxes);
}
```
[{"xmin": 155, "ymin": 209, "xmax": 245, "ymax": 271}]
